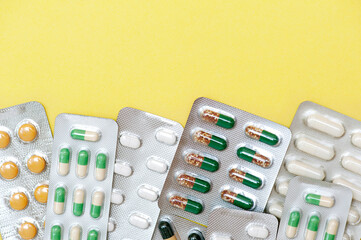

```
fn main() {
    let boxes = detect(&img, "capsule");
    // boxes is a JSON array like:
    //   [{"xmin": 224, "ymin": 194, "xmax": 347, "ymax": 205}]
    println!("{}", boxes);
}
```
[
  {"xmin": 184, "ymin": 152, "xmax": 219, "ymax": 172},
  {"xmin": 268, "ymin": 202, "xmax": 283, "ymax": 219},
  {"xmin": 158, "ymin": 220, "xmax": 177, "ymax": 240},
  {"xmin": 73, "ymin": 188, "xmax": 85, "ymax": 216},
  {"xmin": 295, "ymin": 137, "xmax": 334, "ymax": 160},
  {"xmin": 351, "ymin": 133, "xmax": 361, "ymax": 149},
  {"xmin": 95, "ymin": 153, "xmax": 107, "ymax": 181},
  {"xmin": 347, "ymin": 207, "xmax": 360, "ymax": 224},
  {"xmin": 90, "ymin": 191, "xmax": 104, "ymax": 218},
  {"xmin": 286, "ymin": 160, "xmax": 325, "ymax": 180},
  {"xmin": 324, "ymin": 219, "xmax": 339, "ymax": 240},
  {"xmin": 245, "ymin": 126, "xmax": 279, "ymax": 146},
  {"xmin": 192, "ymin": 130, "xmax": 227, "ymax": 151},
  {"xmin": 306, "ymin": 114, "xmax": 344, "ymax": 137},
  {"xmin": 87, "ymin": 230, "xmax": 99, "ymax": 240},
  {"xmin": 176, "ymin": 173, "xmax": 211, "ymax": 193},
  {"xmin": 58, "ymin": 148, "xmax": 70, "ymax": 176},
  {"xmin": 76, "ymin": 150, "xmax": 89, "ymax": 178},
  {"xmin": 333, "ymin": 178, "xmax": 361, "ymax": 202},
  {"xmin": 276, "ymin": 181, "xmax": 289, "ymax": 196},
  {"xmin": 169, "ymin": 195, "xmax": 203, "ymax": 214},
  {"xmin": 237, "ymin": 147, "xmax": 271, "ymax": 168},
  {"xmin": 286, "ymin": 211, "xmax": 300, "ymax": 238},
  {"xmin": 51, "ymin": 225, "xmax": 61, "ymax": 240},
  {"xmin": 229, "ymin": 168, "xmax": 262, "ymax": 189},
  {"xmin": 71, "ymin": 129, "xmax": 100, "ymax": 142},
  {"xmin": 200, "ymin": 108, "xmax": 235, "ymax": 129},
  {"xmin": 305, "ymin": 193, "xmax": 334, "ymax": 208},
  {"xmin": 305, "ymin": 215, "xmax": 320, "ymax": 240},
  {"xmin": 188, "ymin": 230, "xmax": 204, "ymax": 240},
  {"xmin": 54, "ymin": 187, "xmax": 66, "ymax": 214},
  {"xmin": 341, "ymin": 156, "xmax": 361, "ymax": 176},
  {"xmin": 220, "ymin": 190, "xmax": 254, "ymax": 210},
  {"xmin": 69, "ymin": 225, "xmax": 82, "ymax": 240}
]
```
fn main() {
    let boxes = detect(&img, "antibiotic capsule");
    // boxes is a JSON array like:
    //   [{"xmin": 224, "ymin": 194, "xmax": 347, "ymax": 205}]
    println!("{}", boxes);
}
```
[
  {"xmin": 176, "ymin": 173, "xmax": 211, "ymax": 193},
  {"xmin": 324, "ymin": 219, "xmax": 339, "ymax": 240},
  {"xmin": 192, "ymin": 130, "xmax": 227, "ymax": 151},
  {"xmin": 158, "ymin": 220, "xmax": 177, "ymax": 240},
  {"xmin": 245, "ymin": 126, "xmax": 279, "ymax": 146},
  {"xmin": 95, "ymin": 153, "xmax": 107, "ymax": 181},
  {"xmin": 286, "ymin": 211, "xmax": 300, "ymax": 238},
  {"xmin": 188, "ymin": 230, "xmax": 204, "ymax": 240},
  {"xmin": 237, "ymin": 147, "xmax": 271, "ymax": 168},
  {"xmin": 73, "ymin": 188, "xmax": 85, "ymax": 216},
  {"xmin": 229, "ymin": 168, "xmax": 262, "ymax": 189},
  {"xmin": 220, "ymin": 190, "xmax": 254, "ymax": 210},
  {"xmin": 305, "ymin": 215, "xmax": 320, "ymax": 240},
  {"xmin": 54, "ymin": 186, "xmax": 66, "ymax": 215},
  {"xmin": 90, "ymin": 191, "xmax": 104, "ymax": 219},
  {"xmin": 58, "ymin": 148, "xmax": 70, "ymax": 176},
  {"xmin": 305, "ymin": 193, "xmax": 334, "ymax": 208},
  {"xmin": 87, "ymin": 229, "xmax": 99, "ymax": 240},
  {"xmin": 51, "ymin": 225, "xmax": 62, "ymax": 240},
  {"xmin": 200, "ymin": 108, "xmax": 235, "ymax": 129},
  {"xmin": 76, "ymin": 150, "xmax": 89, "ymax": 178},
  {"xmin": 184, "ymin": 152, "xmax": 219, "ymax": 172},
  {"xmin": 169, "ymin": 195, "xmax": 203, "ymax": 214},
  {"xmin": 69, "ymin": 225, "xmax": 82, "ymax": 240},
  {"xmin": 71, "ymin": 128, "xmax": 100, "ymax": 142}
]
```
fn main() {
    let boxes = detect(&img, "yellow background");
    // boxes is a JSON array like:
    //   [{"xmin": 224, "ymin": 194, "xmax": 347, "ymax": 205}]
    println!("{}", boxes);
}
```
[{"xmin": 0, "ymin": 1, "xmax": 361, "ymax": 130}]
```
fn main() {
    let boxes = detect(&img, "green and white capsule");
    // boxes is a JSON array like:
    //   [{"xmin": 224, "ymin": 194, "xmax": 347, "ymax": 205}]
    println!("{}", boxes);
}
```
[
  {"xmin": 95, "ymin": 153, "xmax": 107, "ymax": 181},
  {"xmin": 324, "ymin": 219, "xmax": 339, "ymax": 240},
  {"xmin": 200, "ymin": 108, "xmax": 235, "ymax": 129},
  {"xmin": 54, "ymin": 187, "xmax": 66, "ymax": 215},
  {"xmin": 192, "ymin": 129, "xmax": 227, "ymax": 151},
  {"xmin": 245, "ymin": 125, "xmax": 279, "ymax": 146},
  {"xmin": 286, "ymin": 211, "xmax": 300, "ymax": 238},
  {"xmin": 87, "ymin": 229, "xmax": 99, "ymax": 240},
  {"xmin": 184, "ymin": 152, "xmax": 219, "ymax": 172},
  {"xmin": 71, "ymin": 129, "xmax": 100, "ymax": 142},
  {"xmin": 90, "ymin": 191, "xmax": 104, "ymax": 218},
  {"xmin": 176, "ymin": 173, "xmax": 211, "ymax": 193},
  {"xmin": 305, "ymin": 215, "xmax": 320, "ymax": 240},
  {"xmin": 51, "ymin": 225, "xmax": 62, "ymax": 240},
  {"xmin": 305, "ymin": 193, "xmax": 334, "ymax": 208},
  {"xmin": 58, "ymin": 148, "xmax": 70, "ymax": 176},
  {"xmin": 69, "ymin": 225, "xmax": 82, "ymax": 240},
  {"xmin": 76, "ymin": 150, "xmax": 89, "ymax": 178},
  {"xmin": 73, "ymin": 188, "xmax": 85, "ymax": 216}
]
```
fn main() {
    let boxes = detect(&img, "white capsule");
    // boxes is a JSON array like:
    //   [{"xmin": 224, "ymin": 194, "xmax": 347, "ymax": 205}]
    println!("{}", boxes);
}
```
[
  {"xmin": 155, "ymin": 129, "xmax": 177, "ymax": 145},
  {"xmin": 53, "ymin": 202, "xmax": 65, "ymax": 215},
  {"xmin": 347, "ymin": 207, "xmax": 360, "ymax": 224},
  {"xmin": 333, "ymin": 178, "xmax": 361, "ymax": 202},
  {"xmin": 58, "ymin": 162, "xmax": 69, "ymax": 176},
  {"xmin": 137, "ymin": 186, "xmax": 158, "ymax": 201},
  {"xmin": 286, "ymin": 160, "xmax": 325, "ymax": 180},
  {"xmin": 306, "ymin": 114, "xmax": 344, "ymax": 137},
  {"xmin": 111, "ymin": 191, "xmax": 124, "ymax": 205},
  {"xmin": 128, "ymin": 213, "xmax": 150, "ymax": 229},
  {"xmin": 247, "ymin": 225, "xmax": 269, "ymax": 239},
  {"xmin": 69, "ymin": 225, "xmax": 81, "ymax": 240},
  {"xmin": 114, "ymin": 163, "xmax": 133, "ymax": 177},
  {"xmin": 325, "ymin": 219, "xmax": 339, "ymax": 236},
  {"xmin": 146, "ymin": 157, "xmax": 168, "ymax": 173},
  {"xmin": 211, "ymin": 234, "xmax": 233, "ymax": 240},
  {"xmin": 120, "ymin": 133, "xmax": 141, "ymax": 149},
  {"xmin": 108, "ymin": 220, "xmax": 116, "ymax": 232},
  {"xmin": 341, "ymin": 156, "xmax": 361, "ymax": 176},
  {"xmin": 92, "ymin": 191, "xmax": 104, "ymax": 205},
  {"xmin": 268, "ymin": 202, "xmax": 283, "ymax": 218},
  {"xmin": 295, "ymin": 136, "xmax": 334, "ymax": 160},
  {"xmin": 276, "ymin": 181, "xmax": 289, "ymax": 196},
  {"xmin": 351, "ymin": 133, "xmax": 361, "ymax": 149},
  {"xmin": 73, "ymin": 188, "xmax": 85, "ymax": 204}
]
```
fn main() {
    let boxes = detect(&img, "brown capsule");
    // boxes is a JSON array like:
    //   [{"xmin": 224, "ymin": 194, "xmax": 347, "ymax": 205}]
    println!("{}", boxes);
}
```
[
  {"xmin": 177, "ymin": 174, "xmax": 196, "ymax": 189},
  {"xmin": 201, "ymin": 109, "xmax": 220, "ymax": 125},
  {"xmin": 192, "ymin": 130, "xmax": 211, "ymax": 146}
]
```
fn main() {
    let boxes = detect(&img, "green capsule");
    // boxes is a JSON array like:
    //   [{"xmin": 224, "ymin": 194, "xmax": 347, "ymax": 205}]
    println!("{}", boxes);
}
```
[
  {"xmin": 201, "ymin": 109, "xmax": 235, "ymax": 129},
  {"xmin": 306, "ymin": 215, "xmax": 320, "ymax": 240},
  {"xmin": 54, "ymin": 187, "xmax": 66, "ymax": 214},
  {"xmin": 73, "ymin": 188, "xmax": 85, "ymax": 216},
  {"xmin": 177, "ymin": 173, "xmax": 211, "ymax": 193},
  {"xmin": 184, "ymin": 152, "xmax": 219, "ymax": 172},
  {"xmin": 77, "ymin": 150, "xmax": 89, "ymax": 178},
  {"xmin": 286, "ymin": 211, "xmax": 300, "ymax": 238},
  {"xmin": 90, "ymin": 191, "xmax": 104, "ymax": 218},
  {"xmin": 96, "ymin": 153, "xmax": 107, "ymax": 169},
  {"xmin": 169, "ymin": 195, "xmax": 203, "ymax": 214},
  {"xmin": 237, "ymin": 147, "xmax": 271, "ymax": 168},
  {"xmin": 229, "ymin": 168, "xmax": 262, "ymax": 189},
  {"xmin": 71, "ymin": 129, "xmax": 100, "ymax": 142},
  {"xmin": 245, "ymin": 126, "xmax": 279, "ymax": 146},
  {"xmin": 305, "ymin": 193, "xmax": 334, "ymax": 208},
  {"xmin": 51, "ymin": 225, "xmax": 61, "ymax": 240},
  {"xmin": 87, "ymin": 230, "xmax": 99, "ymax": 240},
  {"xmin": 58, "ymin": 148, "xmax": 70, "ymax": 176},
  {"xmin": 324, "ymin": 219, "xmax": 339, "ymax": 240},
  {"xmin": 193, "ymin": 130, "xmax": 227, "ymax": 151},
  {"xmin": 221, "ymin": 190, "xmax": 254, "ymax": 210}
]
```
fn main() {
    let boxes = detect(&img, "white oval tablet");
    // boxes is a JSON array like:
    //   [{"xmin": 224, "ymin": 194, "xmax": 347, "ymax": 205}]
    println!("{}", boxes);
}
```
[
  {"xmin": 333, "ymin": 178, "xmax": 361, "ymax": 202},
  {"xmin": 108, "ymin": 220, "xmax": 115, "ymax": 232},
  {"xmin": 348, "ymin": 207, "xmax": 360, "ymax": 224},
  {"xmin": 155, "ymin": 129, "xmax": 177, "ymax": 145},
  {"xmin": 111, "ymin": 191, "xmax": 124, "ymax": 205},
  {"xmin": 114, "ymin": 163, "xmax": 133, "ymax": 177},
  {"xmin": 341, "ymin": 156, "xmax": 361, "ymax": 176},
  {"xmin": 146, "ymin": 157, "xmax": 168, "ymax": 174},
  {"xmin": 268, "ymin": 202, "xmax": 283, "ymax": 218},
  {"xmin": 286, "ymin": 160, "xmax": 325, "ymax": 180},
  {"xmin": 351, "ymin": 133, "xmax": 361, "ymax": 148},
  {"xmin": 306, "ymin": 114, "xmax": 344, "ymax": 137},
  {"xmin": 276, "ymin": 181, "xmax": 289, "ymax": 196},
  {"xmin": 137, "ymin": 186, "xmax": 158, "ymax": 201},
  {"xmin": 120, "ymin": 133, "xmax": 141, "ymax": 149},
  {"xmin": 211, "ymin": 234, "xmax": 233, "ymax": 240},
  {"xmin": 295, "ymin": 136, "xmax": 334, "ymax": 160},
  {"xmin": 247, "ymin": 225, "xmax": 269, "ymax": 238},
  {"xmin": 128, "ymin": 213, "xmax": 150, "ymax": 229}
]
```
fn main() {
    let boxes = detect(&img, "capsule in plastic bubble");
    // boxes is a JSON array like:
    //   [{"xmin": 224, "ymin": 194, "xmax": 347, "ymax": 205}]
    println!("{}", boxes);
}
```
[
  {"xmin": 176, "ymin": 173, "xmax": 211, "ymax": 193},
  {"xmin": 200, "ymin": 108, "xmax": 235, "ymax": 129},
  {"xmin": 87, "ymin": 229, "xmax": 99, "ymax": 240},
  {"xmin": 95, "ymin": 153, "xmax": 107, "ymax": 181},
  {"xmin": 305, "ymin": 215, "xmax": 320, "ymax": 240},
  {"xmin": 184, "ymin": 152, "xmax": 219, "ymax": 172},
  {"xmin": 229, "ymin": 168, "xmax": 262, "ymax": 189},
  {"xmin": 286, "ymin": 211, "xmax": 300, "ymax": 238},
  {"xmin": 192, "ymin": 130, "xmax": 227, "ymax": 151},
  {"xmin": 324, "ymin": 219, "xmax": 339, "ymax": 240},
  {"xmin": 73, "ymin": 188, "xmax": 85, "ymax": 216},
  {"xmin": 90, "ymin": 191, "xmax": 104, "ymax": 218},
  {"xmin": 220, "ymin": 190, "xmax": 254, "ymax": 210},
  {"xmin": 77, "ymin": 150, "xmax": 89, "ymax": 178},
  {"xmin": 71, "ymin": 129, "xmax": 100, "ymax": 142},
  {"xmin": 237, "ymin": 146, "xmax": 271, "ymax": 168},
  {"xmin": 169, "ymin": 195, "xmax": 203, "ymax": 214},
  {"xmin": 51, "ymin": 225, "xmax": 61, "ymax": 240},
  {"xmin": 69, "ymin": 225, "xmax": 82, "ymax": 240},
  {"xmin": 188, "ymin": 230, "xmax": 204, "ymax": 240},
  {"xmin": 305, "ymin": 193, "xmax": 334, "ymax": 208},
  {"xmin": 54, "ymin": 187, "xmax": 66, "ymax": 215},
  {"xmin": 158, "ymin": 220, "xmax": 177, "ymax": 240},
  {"xmin": 245, "ymin": 126, "xmax": 279, "ymax": 146},
  {"xmin": 58, "ymin": 148, "xmax": 70, "ymax": 176}
]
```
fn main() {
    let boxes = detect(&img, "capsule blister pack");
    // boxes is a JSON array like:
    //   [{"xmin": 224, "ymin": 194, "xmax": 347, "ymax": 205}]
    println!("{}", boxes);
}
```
[
  {"xmin": 108, "ymin": 107, "xmax": 183, "ymax": 240},
  {"xmin": 0, "ymin": 102, "xmax": 52, "ymax": 240},
  {"xmin": 44, "ymin": 114, "xmax": 118, "ymax": 240},
  {"xmin": 206, "ymin": 208, "xmax": 278, "ymax": 240},
  {"xmin": 267, "ymin": 101, "xmax": 361, "ymax": 239},
  {"xmin": 277, "ymin": 177, "xmax": 352, "ymax": 240},
  {"xmin": 158, "ymin": 97, "xmax": 292, "ymax": 226}
]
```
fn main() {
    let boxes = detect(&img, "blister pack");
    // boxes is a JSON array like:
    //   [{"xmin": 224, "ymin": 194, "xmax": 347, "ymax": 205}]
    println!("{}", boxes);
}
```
[
  {"xmin": 277, "ymin": 177, "xmax": 352, "ymax": 240},
  {"xmin": 0, "ymin": 101, "xmax": 52, "ymax": 240},
  {"xmin": 108, "ymin": 107, "xmax": 183, "ymax": 240},
  {"xmin": 267, "ymin": 101, "xmax": 361, "ymax": 239},
  {"xmin": 44, "ymin": 114, "xmax": 118, "ymax": 240},
  {"xmin": 158, "ymin": 97, "xmax": 292, "ymax": 226},
  {"xmin": 206, "ymin": 208, "xmax": 278, "ymax": 240}
]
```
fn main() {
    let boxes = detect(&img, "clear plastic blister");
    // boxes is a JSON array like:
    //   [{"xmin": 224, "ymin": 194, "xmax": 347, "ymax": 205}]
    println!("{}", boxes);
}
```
[
  {"xmin": 0, "ymin": 101, "xmax": 52, "ymax": 240},
  {"xmin": 158, "ymin": 97, "xmax": 292, "ymax": 226},
  {"xmin": 44, "ymin": 114, "xmax": 118, "ymax": 240},
  {"xmin": 108, "ymin": 107, "xmax": 183, "ymax": 240},
  {"xmin": 206, "ymin": 208, "xmax": 278, "ymax": 240}
]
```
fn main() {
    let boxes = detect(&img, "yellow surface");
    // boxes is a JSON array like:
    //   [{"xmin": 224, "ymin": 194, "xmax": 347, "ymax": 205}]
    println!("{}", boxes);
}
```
[{"xmin": 0, "ymin": 1, "xmax": 361, "ymax": 130}]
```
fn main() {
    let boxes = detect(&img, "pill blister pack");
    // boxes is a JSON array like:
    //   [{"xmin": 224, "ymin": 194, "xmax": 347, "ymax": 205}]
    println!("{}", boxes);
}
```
[
  {"xmin": 44, "ymin": 114, "xmax": 118, "ymax": 240},
  {"xmin": 267, "ymin": 101, "xmax": 361, "ymax": 239},
  {"xmin": 108, "ymin": 107, "xmax": 183, "ymax": 240},
  {"xmin": 0, "ymin": 102, "xmax": 52, "ymax": 240},
  {"xmin": 206, "ymin": 208, "xmax": 278, "ymax": 240},
  {"xmin": 158, "ymin": 97, "xmax": 292, "ymax": 226},
  {"xmin": 277, "ymin": 177, "xmax": 352, "ymax": 240}
]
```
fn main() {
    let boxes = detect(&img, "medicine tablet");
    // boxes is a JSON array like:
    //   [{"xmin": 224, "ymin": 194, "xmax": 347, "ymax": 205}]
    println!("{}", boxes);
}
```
[
  {"xmin": 276, "ymin": 181, "xmax": 289, "ymax": 196},
  {"xmin": 34, "ymin": 184, "xmax": 49, "ymax": 203},
  {"xmin": 27, "ymin": 155, "xmax": 46, "ymax": 174},
  {"xmin": 0, "ymin": 161, "xmax": 19, "ymax": 180},
  {"xmin": 137, "ymin": 186, "xmax": 159, "ymax": 201},
  {"xmin": 69, "ymin": 225, "xmax": 81, "ymax": 240},
  {"xmin": 347, "ymin": 207, "xmax": 360, "ymax": 224},
  {"xmin": 18, "ymin": 222, "xmax": 37, "ymax": 239},
  {"xmin": 71, "ymin": 129, "xmax": 100, "ymax": 142},
  {"xmin": 114, "ymin": 163, "xmax": 133, "ymax": 177},
  {"xmin": 18, "ymin": 123, "xmax": 37, "ymax": 142},
  {"xmin": 341, "ymin": 156, "xmax": 361, "ymax": 176},
  {"xmin": 120, "ymin": 133, "xmax": 141, "ymax": 149},
  {"xmin": 343, "ymin": 234, "xmax": 351, "ymax": 240},
  {"xmin": 155, "ymin": 129, "xmax": 177, "ymax": 145},
  {"xmin": 128, "ymin": 213, "xmax": 150, "ymax": 229},
  {"xmin": 247, "ymin": 225, "xmax": 269, "ymax": 238},
  {"xmin": 351, "ymin": 133, "xmax": 361, "ymax": 148},
  {"xmin": 286, "ymin": 160, "xmax": 325, "ymax": 180},
  {"xmin": 111, "ymin": 191, "xmax": 124, "ymax": 205},
  {"xmin": 146, "ymin": 157, "xmax": 168, "ymax": 173},
  {"xmin": 333, "ymin": 178, "xmax": 361, "ymax": 202},
  {"xmin": 90, "ymin": 191, "xmax": 104, "ymax": 219},
  {"xmin": 268, "ymin": 202, "xmax": 283, "ymax": 218},
  {"xmin": 211, "ymin": 235, "xmax": 233, "ymax": 240},
  {"xmin": 295, "ymin": 136, "xmax": 334, "ymax": 160},
  {"xmin": 9, "ymin": 192, "xmax": 28, "ymax": 210},
  {"xmin": 306, "ymin": 114, "xmax": 344, "ymax": 137},
  {"xmin": 0, "ymin": 130, "xmax": 10, "ymax": 149},
  {"xmin": 108, "ymin": 220, "xmax": 115, "ymax": 232}
]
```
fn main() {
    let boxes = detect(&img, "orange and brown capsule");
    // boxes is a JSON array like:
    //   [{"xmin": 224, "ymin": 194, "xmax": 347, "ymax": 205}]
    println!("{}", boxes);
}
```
[
  {"xmin": 184, "ymin": 152, "xmax": 219, "ymax": 172},
  {"xmin": 229, "ymin": 168, "xmax": 262, "ymax": 189},
  {"xmin": 176, "ymin": 173, "xmax": 210, "ymax": 193},
  {"xmin": 169, "ymin": 195, "xmax": 203, "ymax": 214},
  {"xmin": 237, "ymin": 147, "xmax": 271, "ymax": 168},
  {"xmin": 220, "ymin": 190, "xmax": 254, "ymax": 210},
  {"xmin": 200, "ymin": 109, "xmax": 234, "ymax": 129},
  {"xmin": 192, "ymin": 130, "xmax": 227, "ymax": 151},
  {"xmin": 245, "ymin": 126, "xmax": 279, "ymax": 146}
]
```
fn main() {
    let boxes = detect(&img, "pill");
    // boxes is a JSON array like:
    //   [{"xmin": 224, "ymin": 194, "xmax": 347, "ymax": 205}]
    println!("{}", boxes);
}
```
[
  {"xmin": 333, "ymin": 178, "xmax": 361, "ymax": 201},
  {"xmin": 245, "ymin": 125, "xmax": 279, "ymax": 146},
  {"xmin": 27, "ymin": 155, "xmax": 46, "ymax": 174},
  {"xmin": 158, "ymin": 220, "xmax": 177, "ymax": 240},
  {"xmin": 128, "ymin": 213, "xmax": 150, "ymax": 229},
  {"xmin": 114, "ymin": 163, "xmax": 133, "ymax": 177},
  {"xmin": 111, "ymin": 191, "xmax": 124, "ymax": 205},
  {"xmin": 176, "ymin": 173, "xmax": 211, "ymax": 193},
  {"xmin": 146, "ymin": 157, "xmax": 168, "ymax": 173},
  {"xmin": 54, "ymin": 187, "xmax": 66, "ymax": 214},
  {"xmin": 200, "ymin": 108, "xmax": 235, "ymax": 129},
  {"xmin": 306, "ymin": 114, "xmax": 344, "ymax": 137},
  {"xmin": 34, "ymin": 184, "xmax": 49, "ymax": 203},
  {"xmin": 87, "ymin": 230, "xmax": 99, "ymax": 240},
  {"xmin": 341, "ymin": 156, "xmax": 361, "ymax": 176},
  {"xmin": 324, "ymin": 219, "xmax": 339, "ymax": 240},
  {"xmin": 73, "ymin": 188, "xmax": 85, "ymax": 216},
  {"xmin": 295, "ymin": 137, "xmax": 334, "ymax": 160},
  {"xmin": 305, "ymin": 193, "xmax": 334, "ymax": 208},
  {"xmin": 188, "ymin": 230, "xmax": 204, "ymax": 240},
  {"xmin": 347, "ymin": 207, "xmax": 360, "ymax": 224},
  {"xmin": 76, "ymin": 150, "xmax": 89, "ymax": 178},
  {"xmin": 268, "ymin": 202, "xmax": 283, "ymax": 218},
  {"xmin": 0, "ymin": 130, "xmax": 10, "ymax": 149},
  {"xmin": 71, "ymin": 129, "xmax": 100, "ymax": 142},
  {"xmin": 229, "ymin": 168, "xmax": 262, "ymax": 189},
  {"xmin": 108, "ymin": 220, "xmax": 115, "ymax": 232},
  {"xmin": 0, "ymin": 161, "xmax": 19, "ymax": 180},
  {"xmin": 286, "ymin": 160, "xmax": 325, "ymax": 180},
  {"xmin": 286, "ymin": 211, "xmax": 300, "ymax": 238},
  {"xmin": 18, "ymin": 222, "xmax": 37, "ymax": 240},
  {"xmin": 184, "ymin": 152, "xmax": 219, "ymax": 172},
  {"xmin": 90, "ymin": 191, "xmax": 104, "ymax": 218},
  {"xmin": 210, "ymin": 235, "xmax": 232, "ymax": 240},
  {"xmin": 51, "ymin": 225, "xmax": 61, "ymax": 240},
  {"xmin": 120, "ymin": 133, "xmax": 141, "ymax": 149},
  {"xmin": 192, "ymin": 130, "xmax": 227, "ymax": 151},
  {"xmin": 343, "ymin": 234, "xmax": 351, "ymax": 240},
  {"xmin": 237, "ymin": 147, "xmax": 271, "ymax": 168},
  {"xmin": 137, "ymin": 185, "xmax": 159, "ymax": 201},
  {"xmin": 247, "ymin": 225, "xmax": 269, "ymax": 239},
  {"xmin": 9, "ymin": 192, "xmax": 28, "ymax": 210},
  {"xmin": 169, "ymin": 195, "xmax": 203, "ymax": 214},
  {"xmin": 276, "ymin": 181, "xmax": 289, "ymax": 196},
  {"xmin": 155, "ymin": 129, "xmax": 177, "ymax": 145},
  {"xmin": 58, "ymin": 148, "xmax": 70, "ymax": 176},
  {"xmin": 95, "ymin": 153, "xmax": 107, "ymax": 181},
  {"xmin": 69, "ymin": 225, "xmax": 82, "ymax": 240},
  {"xmin": 305, "ymin": 215, "xmax": 320, "ymax": 240},
  {"xmin": 18, "ymin": 123, "xmax": 37, "ymax": 142},
  {"xmin": 220, "ymin": 190, "xmax": 254, "ymax": 210},
  {"xmin": 351, "ymin": 133, "xmax": 361, "ymax": 148}
]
